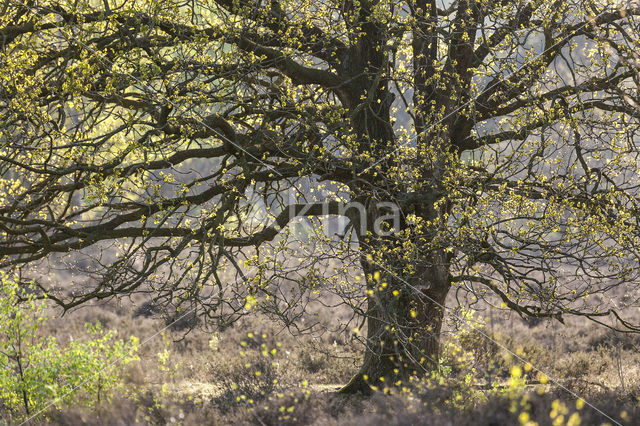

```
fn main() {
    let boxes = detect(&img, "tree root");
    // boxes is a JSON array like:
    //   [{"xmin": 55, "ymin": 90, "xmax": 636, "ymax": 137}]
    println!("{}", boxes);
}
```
[{"xmin": 338, "ymin": 373, "xmax": 373, "ymax": 395}]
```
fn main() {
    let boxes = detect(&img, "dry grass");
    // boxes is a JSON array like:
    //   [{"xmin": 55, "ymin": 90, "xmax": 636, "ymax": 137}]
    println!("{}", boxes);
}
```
[{"xmin": 2, "ymin": 294, "xmax": 638, "ymax": 426}]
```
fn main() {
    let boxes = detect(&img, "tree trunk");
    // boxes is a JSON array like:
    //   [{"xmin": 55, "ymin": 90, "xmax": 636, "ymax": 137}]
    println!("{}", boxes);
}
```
[
  {"xmin": 336, "ymin": 13, "xmax": 453, "ymax": 393},
  {"xmin": 340, "ymin": 248, "xmax": 451, "ymax": 395}
]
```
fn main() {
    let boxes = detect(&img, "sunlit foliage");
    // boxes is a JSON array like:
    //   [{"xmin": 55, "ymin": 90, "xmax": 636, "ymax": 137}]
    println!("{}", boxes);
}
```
[{"xmin": 1, "ymin": 0, "xmax": 639, "ymax": 392}]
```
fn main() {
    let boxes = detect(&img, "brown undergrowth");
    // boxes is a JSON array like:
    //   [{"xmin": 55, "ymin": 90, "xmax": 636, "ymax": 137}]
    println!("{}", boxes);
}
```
[{"xmin": 2, "ymin": 297, "xmax": 639, "ymax": 426}]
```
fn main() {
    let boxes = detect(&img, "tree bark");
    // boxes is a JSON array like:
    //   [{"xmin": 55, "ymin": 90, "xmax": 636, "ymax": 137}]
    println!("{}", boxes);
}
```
[{"xmin": 340, "ymin": 245, "xmax": 451, "ymax": 395}]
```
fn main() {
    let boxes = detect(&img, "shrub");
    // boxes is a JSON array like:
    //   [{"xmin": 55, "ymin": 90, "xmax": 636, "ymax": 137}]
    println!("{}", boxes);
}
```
[{"xmin": 0, "ymin": 272, "xmax": 140, "ymax": 422}]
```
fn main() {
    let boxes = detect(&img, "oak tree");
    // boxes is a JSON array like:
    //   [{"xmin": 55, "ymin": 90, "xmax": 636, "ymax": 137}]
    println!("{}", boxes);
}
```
[{"xmin": 1, "ymin": 0, "xmax": 640, "ymax": 393}]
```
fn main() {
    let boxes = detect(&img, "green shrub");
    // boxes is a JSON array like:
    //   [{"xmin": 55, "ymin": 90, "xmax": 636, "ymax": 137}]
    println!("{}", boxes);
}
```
[{"xmin": 0, "ymin": 272, "xmax": 140, "ymax": 421}]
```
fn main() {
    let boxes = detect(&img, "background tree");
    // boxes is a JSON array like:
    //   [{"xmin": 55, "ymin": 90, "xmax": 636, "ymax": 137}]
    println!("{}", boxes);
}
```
[{"xmin": 1, "ymin": 0, "xmax": 640, "ymax": 394}]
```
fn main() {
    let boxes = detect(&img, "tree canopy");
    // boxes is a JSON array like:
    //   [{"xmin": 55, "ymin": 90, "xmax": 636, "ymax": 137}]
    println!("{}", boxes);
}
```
[{"xmin": 1, "ymin": 0, "xmax": 640, "ymax": 393}]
